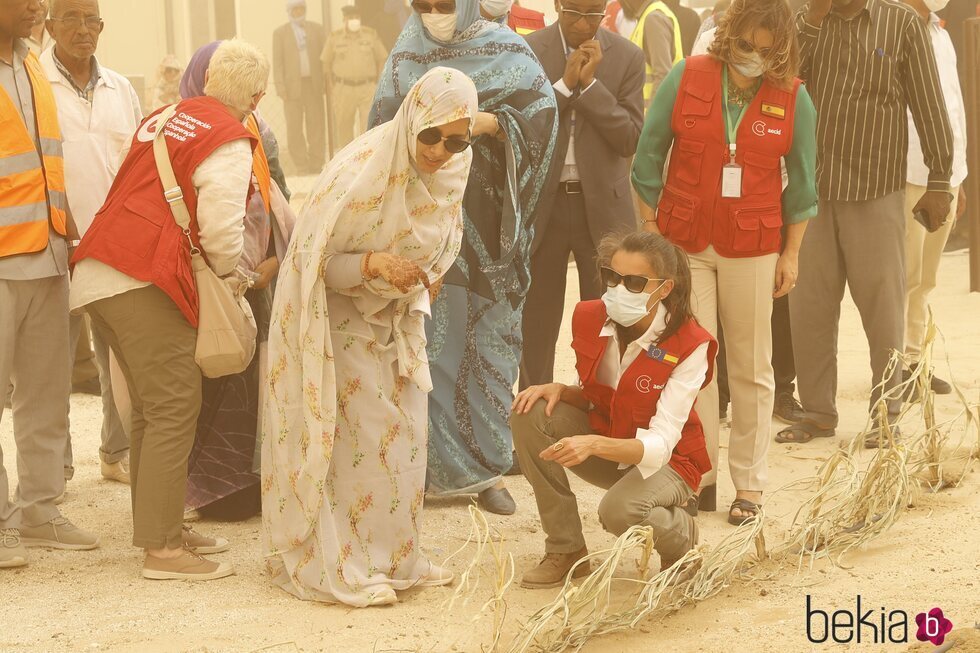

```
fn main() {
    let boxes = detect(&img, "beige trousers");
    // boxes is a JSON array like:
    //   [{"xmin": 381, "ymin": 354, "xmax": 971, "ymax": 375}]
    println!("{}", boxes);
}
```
[
  {"xmin": 331, "ymin": 82, "xmax": 375, "ymax": 152},
  {"xmin": 512, "ymin": 401, "xmax": 695, "ymax": 563},
  {"xmin": 689, "ymin": 246, "xmax": 777, "ymax": 492},
  {"xmin": 904, "ymin": 184, "xmax": 958, "ymax": 359},
  {"xmin": 0, "ymin": 275, "xmax": 71, "ymax": 529},
  {"xmin": 86, "ymin": 286, "xmax": 201, "ymax": 550}
]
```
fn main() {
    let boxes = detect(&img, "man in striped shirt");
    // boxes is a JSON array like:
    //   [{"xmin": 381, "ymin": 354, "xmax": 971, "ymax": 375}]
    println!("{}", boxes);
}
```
[{"xmin": 778, "ymin": 0, "xmax": 954, "ymax": 447}]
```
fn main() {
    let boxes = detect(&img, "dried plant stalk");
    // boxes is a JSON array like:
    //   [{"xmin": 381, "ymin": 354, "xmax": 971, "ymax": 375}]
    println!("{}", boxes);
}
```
[
  {"xmin": 441, "ymin": 505, "xmax": 514, "ymax": 652},
  {"xmin": 506, "ymin": 517, "xmax": 766, "ymax": 653}
]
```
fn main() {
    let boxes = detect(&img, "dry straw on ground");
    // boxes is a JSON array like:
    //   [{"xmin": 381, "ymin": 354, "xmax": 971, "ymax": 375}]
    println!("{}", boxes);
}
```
[{"xmin": 445, "ymin": 316, "xmax": 978, "ymax": 653}]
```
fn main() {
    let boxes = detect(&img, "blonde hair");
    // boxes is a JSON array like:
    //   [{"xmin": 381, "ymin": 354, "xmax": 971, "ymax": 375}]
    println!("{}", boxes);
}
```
[
  {"xmin": 709, "ymin": 0, "xmax": 799, "ymax": 90},
  {"xmin": 204, "ymin": 39, "xmax": 270, "ymax": 113}
]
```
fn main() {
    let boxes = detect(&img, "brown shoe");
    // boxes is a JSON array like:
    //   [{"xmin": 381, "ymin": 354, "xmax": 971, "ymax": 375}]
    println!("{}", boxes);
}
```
[
  {"xmin": 520, "ymin": 547, "xmax": 590, "ymax": 589},
  {"xmin": 142, "ymin": 550, "xmax": 234, "ymax": 581},
  {"xmin": 182, "ymin": 525, "xmax": 230, "ymax": 554}
]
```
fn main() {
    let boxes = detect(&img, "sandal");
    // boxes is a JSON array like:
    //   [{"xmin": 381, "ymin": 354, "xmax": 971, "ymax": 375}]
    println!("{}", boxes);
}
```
[
  {"xmin": 775, "ymin": 421, "xmax": 836, "ymax": 444},
  {"xmin": 864, "ymin": 424, "xmax": 902, "ymax": 449},
  {"xmin": 728, "ymin": 498, "xmax": 762, "ymax": 526}
]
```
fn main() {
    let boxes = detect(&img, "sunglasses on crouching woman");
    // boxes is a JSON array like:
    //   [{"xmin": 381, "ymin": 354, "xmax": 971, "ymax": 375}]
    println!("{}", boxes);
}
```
[
  {"xmin": 600, "ymin": 266, "xmax": 666, "ymax": 294},
  {"xmin": 418, "ymin": 126, "xmax": 472, "ymax": 153}
]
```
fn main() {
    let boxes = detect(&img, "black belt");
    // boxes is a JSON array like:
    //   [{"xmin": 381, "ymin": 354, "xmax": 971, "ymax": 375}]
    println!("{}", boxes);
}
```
[
  {"xmin": 560, "ymin": 180, "xmax": 583, "ymax": 195},
  {"xmin": 335, "ymin": 78, "xmax": 375, "ymax": 86}
]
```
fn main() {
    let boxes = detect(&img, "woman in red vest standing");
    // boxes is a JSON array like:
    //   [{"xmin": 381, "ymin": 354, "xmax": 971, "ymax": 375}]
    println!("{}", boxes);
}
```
[
  {"xmin": 631, "ymin": 0, "xmax": 817, "ymax": 526},
  {"xmin": 512, "ymin": 231, "xmax": 716, "ymax": 589}
]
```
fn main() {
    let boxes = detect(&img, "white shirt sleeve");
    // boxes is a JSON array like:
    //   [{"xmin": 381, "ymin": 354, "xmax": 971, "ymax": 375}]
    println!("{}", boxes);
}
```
[
  {"xmin": 631, "ymin": 342, "xmax": 710, "ymax": 479},
  {"xmin": 191, "ymin": 138, "xmax": 253, "ymax": 277},
  {"xmin": 554, "ymin": 78, "xmax": 597, "ymax": 99}
]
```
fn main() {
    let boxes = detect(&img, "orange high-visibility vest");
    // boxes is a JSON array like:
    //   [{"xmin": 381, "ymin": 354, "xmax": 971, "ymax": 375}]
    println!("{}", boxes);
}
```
[
  {"xmin": 245, "ymin": 114, "xmax": 272, "ymax": 215},
  {"xmin": 0, "ymin": 50, "xmax": 67, "ymax": 258}
]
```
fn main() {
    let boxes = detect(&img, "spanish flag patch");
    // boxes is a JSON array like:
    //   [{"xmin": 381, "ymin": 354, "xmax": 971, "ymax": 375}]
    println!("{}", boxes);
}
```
[
  {"xmin": 761, "ymin": 103, "xmax": 786, "ymax": 119},
  {"xmin": 647, "ymin": 345, "xmax": 679, "ymax": 365}
]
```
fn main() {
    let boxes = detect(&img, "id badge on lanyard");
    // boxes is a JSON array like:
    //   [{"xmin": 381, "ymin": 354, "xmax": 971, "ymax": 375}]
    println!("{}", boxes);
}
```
[
  {"xmin": 722, "ymin": 144, "xmax": 742, "ymax": 198},
  {"xmin": 722, "ymin": 68, "xmax": 747, "ymax": 199}
]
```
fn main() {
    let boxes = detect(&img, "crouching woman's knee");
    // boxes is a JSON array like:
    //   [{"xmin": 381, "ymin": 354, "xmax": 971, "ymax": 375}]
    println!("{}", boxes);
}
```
[{"xmin": 597, "ymin": 490, "xmax": 645, "ymax": 537}]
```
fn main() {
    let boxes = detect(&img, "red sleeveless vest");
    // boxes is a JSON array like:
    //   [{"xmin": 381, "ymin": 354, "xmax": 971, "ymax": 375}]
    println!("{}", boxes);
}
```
[
  {"xmin": 658, "ymin": 55, "xmax": 801, "ymax": 258},
  {"xmin": 72, "ymin": 96, "xmax": 256, "ymax": 326},
  {"xmin": 570, "ymin": 300, "xmax": 718, "ymax": 491}
]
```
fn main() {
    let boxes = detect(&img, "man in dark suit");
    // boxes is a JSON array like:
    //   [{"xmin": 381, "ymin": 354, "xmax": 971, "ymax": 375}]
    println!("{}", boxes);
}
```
[
  {"xmin": 273, "ymin": 0, "xmax": 327, "ymax": 173},
  {"xmin": 520, "ymin": 0, "xmax": 645, "ymax": 387}
]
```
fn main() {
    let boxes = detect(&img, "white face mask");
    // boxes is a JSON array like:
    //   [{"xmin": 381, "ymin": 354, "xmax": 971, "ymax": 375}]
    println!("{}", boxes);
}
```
[
  {"xmin": 601, "ymin": 282, "xmax": 666, "ymax": 327},
  {"xmin": 732, "ymin": 52, "xmax": 766, "ymax": 79},
  {"xmin": 924, "ymin": 0, "xmax": 949, "ymax": 11},
  {"xmin": 347, "ymin": 18, "xmax": 361, "ymax": 31},
  {"xmin": 421, "ymin": 12, "xmax": 458, "ymax": 42},
  {"xmin": 480, "ymin": 0, "xmax": 514, "ymax": 18}
]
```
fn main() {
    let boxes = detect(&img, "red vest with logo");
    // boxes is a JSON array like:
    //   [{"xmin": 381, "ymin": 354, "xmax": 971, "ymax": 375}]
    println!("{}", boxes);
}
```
[
  {"xmin": 72, "ymin": 97, "xmax": 256, "ymax": 326},
  {"xmin": 508, "ymin": 5, "xmax": 546, "ymax": 34},
  {"xmin": 658, "ymin": 55, "xmax": 801, "ymax": 258},
  {"xmin": 571, "ymin": 300, "xmax": 718, "ymax": 491}
]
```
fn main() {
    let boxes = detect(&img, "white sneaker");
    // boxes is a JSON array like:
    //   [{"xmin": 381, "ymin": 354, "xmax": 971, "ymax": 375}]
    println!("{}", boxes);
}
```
[
  {"xmin": 417, "ymin": 562, "xmax": 454, "ymax": 588},
  {"xmin": 101, "ymin": 457, "xmax": 131, "ymax": 484},
  {"xmin": 182, "ymin": 525, "xmax": 230, "ymax": 555},
  {"xmin": 0, "ymin": 529, "xmax": 28, "ymax": 568}
]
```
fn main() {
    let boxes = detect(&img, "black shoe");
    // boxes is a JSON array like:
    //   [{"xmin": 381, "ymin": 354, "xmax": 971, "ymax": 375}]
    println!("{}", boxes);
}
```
[
  {"xmin": 773, "ymin": 392, "xmax": 805, "ymax": 424},
  {"xmin": 697, "ymin": 484, "xmax": 716, "ymax": 512},
  {"xmin": 903, "ymin": 366, "xmax": 954, "ymax": 399},
  {"xmin": 478, "ymin": 487, "xmax": 516, "ymax": 515},
  {"xmin": 504, "ymin": 453, "xmax": 522, "ymax": 477}
]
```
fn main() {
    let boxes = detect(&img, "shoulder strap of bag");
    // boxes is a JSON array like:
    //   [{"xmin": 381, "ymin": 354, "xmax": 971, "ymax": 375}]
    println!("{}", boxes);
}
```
[{"xmin": 152, "ymin": 105, "xmax": 199, "ymax": 253}]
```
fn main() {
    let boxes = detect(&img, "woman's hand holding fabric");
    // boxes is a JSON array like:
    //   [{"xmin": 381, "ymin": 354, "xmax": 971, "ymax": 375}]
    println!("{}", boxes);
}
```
[
  {"xmin": 473, "ymin": 112, "xmax": 502, "ymax": 140},
  {"xmin": 252, "ymin": 256, "xmax": 280, "ymax": 290},
  {"xmin": 773, "ymin": 250, "xmax": 799, "ymax": 298},
  {"xmin": 368, "ymin": 252, "xmax": 431, "ymax": 293},
  {"xmin": 512, "ymin": 383, "xmax": 567, "ymax": 416}
]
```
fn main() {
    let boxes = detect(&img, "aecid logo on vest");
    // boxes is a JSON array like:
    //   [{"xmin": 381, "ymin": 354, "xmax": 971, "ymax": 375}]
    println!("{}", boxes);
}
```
[
  {"xmin": 805, "ymin": 595, "xmax": 954, "ymax": 646},
  {"xmin": 751, "ymin": 120, "xmax": 782, "ymax": 137}
]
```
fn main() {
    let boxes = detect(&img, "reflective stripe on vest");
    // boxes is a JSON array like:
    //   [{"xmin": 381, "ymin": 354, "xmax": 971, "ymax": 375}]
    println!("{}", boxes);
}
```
[
  {"xmin": 0, "ymin": 51, "xmax": 67, "ymax": 258},
  {"xmin": 629, "ymin": 2, "xmax": 684, "ymax": 103},
  {"xmin": 246, "ymin": 115, "xmax": 272, "ymax": 214}
]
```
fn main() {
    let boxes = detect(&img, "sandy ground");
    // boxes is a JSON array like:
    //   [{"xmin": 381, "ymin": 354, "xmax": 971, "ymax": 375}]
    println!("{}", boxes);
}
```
[{"xmin": 2, "ymin": 247, "xmax": 978, "ymax": 653}]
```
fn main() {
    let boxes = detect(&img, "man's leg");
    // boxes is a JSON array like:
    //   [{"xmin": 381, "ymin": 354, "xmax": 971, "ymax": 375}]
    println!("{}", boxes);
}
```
[
  {"xmin": 332, "ymin": 84, "xmax": 357, "ymax": 152},
  {"xmin": 569, "ymin": 195, "xmax": 601, "ymax": 302},
  {"xmin": 91, "ymin": 327, "xmax": 129, "ymax": 466},
  {"xmin": 520, "ymin": 194, "xmax": 572, "ymax": 388},
  {"xmin": 63, "ymin": 312, "xmax": 84, "ymax": 479},
  {"xmin": 904, "ymin": 184, "xmax": 956, "ymax": 360},
  {"xmin": 355, "ymin": 84, "xmax": 375, "ymax": 141},
  {"xmin": 771, "ymin": 294, "xmax": 796, "ymax": 396},
  {"xmin": 283, "ymin": 98, "xmax": 308, "ymax": 171},
  {"xmin": 87, "ymin": 287, "xmax": 200, "ymax": 550},
  {"xmin": 0, "ymin": 279, "xmax": 26, "ymax": 531},
  {"xmin": 303, "ymin": 79, "xmax": 327, "ymax": 169},
  {"xmin": 597, "ymin": 464, "xmax": 695, "ymax": 565},
  {"xmin": 716, "ymin": 252, "xmax": 778, "ymax": 493},
  {"xmin": 791, "ymin": 200, "xmax": 846, "ymax": 428},
  {"xmin": 688, "ymin": 247, "xmax": 719, "ymax": 489},
  {"xmin": 511, "ymin": 400, "xmax": 623, "ymax": 554},
  {"xmin": 11, "ymin": 276, "xmax": 71, "ymax": 528},
  {"xmin": 837, "ymin": 192, "xmax": 906, "ymax": 420}
]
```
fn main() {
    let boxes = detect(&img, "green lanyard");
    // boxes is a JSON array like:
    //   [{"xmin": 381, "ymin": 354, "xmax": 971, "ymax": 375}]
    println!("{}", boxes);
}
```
[{"xmin": 721, "ymin": 67, "xmax": 750, "ymax": 162}]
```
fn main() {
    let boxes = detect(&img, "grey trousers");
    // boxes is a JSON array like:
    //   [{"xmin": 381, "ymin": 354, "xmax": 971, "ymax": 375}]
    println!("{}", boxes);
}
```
[
  {"xmin": 512, "ymin": 401, "xmax": 695, "ymax": 562},
  {"xmin": 520, "ymin": 191, "xmax": 602, "ymax": 388},
  {"xmin": 65, "ymin": 313, "xmax": 129, "ymax": 476},
  {"xmin": 790, "ymin": 191, "xmax": 906, "ymax": 426},
  {"xmin": 0, "ymin": 275, "xmax": 70, "ymax": 529},
  {"xmin": 283, "ymin": 77, "xmax": 326, "ymax": 170}
]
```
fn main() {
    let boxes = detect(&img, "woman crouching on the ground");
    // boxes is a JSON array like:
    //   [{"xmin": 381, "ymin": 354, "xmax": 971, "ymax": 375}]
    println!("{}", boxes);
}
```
[{"xmin": 511, "ymin": 231, "xmax": 717, "ymax": 589}]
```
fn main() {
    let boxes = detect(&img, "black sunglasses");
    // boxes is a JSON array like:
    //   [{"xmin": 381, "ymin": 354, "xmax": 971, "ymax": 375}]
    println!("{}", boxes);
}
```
[
  {"xmin": 418, "ymin": 126, "xmax": 471, "ymax": 154},
  {"xmin": 734, "ymin": 37, "xmax": 772, "ymax": 58},
  {"xmin": 600, "ymin": 266, "xmax": 665, "ymax": 294},
  {"xmin": 411, "ymin": 0, "xmax": 456, "ymax": 13}
]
